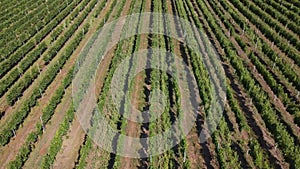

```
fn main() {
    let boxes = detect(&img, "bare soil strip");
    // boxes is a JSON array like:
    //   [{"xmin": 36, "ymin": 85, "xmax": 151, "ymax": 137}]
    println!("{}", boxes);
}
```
[
  {"xmin": 23, "ymin": 90, "xmax": 72, "ymax": 168},
  {"xmin": 52, "ymin": 118, "xmax": 85, "ymax": 169},
  {"xmin": 0, "ymin": 0, "xmax": 93, "ymax": 129},
  {"xmin": 0, "ymin": 0, "xmax": 110, "ymax": 167},
  {"xmin": 203, "ymin": 0, "xmax": 300, "ymax": 144},
  {"xmin": 190, "ymin": 0, "xmax": 289, "ymax": 167},
  {"xmin": 51, "ymin": 1, "xmax": 119, "ymax": 167}
]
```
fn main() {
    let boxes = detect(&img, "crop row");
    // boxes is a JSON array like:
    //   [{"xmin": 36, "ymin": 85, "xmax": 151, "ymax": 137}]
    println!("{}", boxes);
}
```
[
  {"xmin": 264, "ymin": 0, "xmax": 299, "ymax": 23},
  {"xmin": 0, "ymin": 0, "xmax": 91, "ymax": 105},
  {"xmin": 195, "ymin": 0, "xmax": 300, "ymax": 167},
  {"xmin": 0, "ymin": 42, "xmax": 47, "ymax": 98},
  {"xmin": 207, "ymin": 0, "xmax": 300, "ymax": 131},
  {"xmin": 73, "ymin": 0, "xmax": 128, "ymax": 167},
  {"xmin": 187, "ymin": 0, "xmax": 280, "ymax": 167},
  {"xmin": 0, "ymin": 0, "xmax": 81, "ymax": 77},
  {"xmin": 228, "ymin": 0, "xmax": 300, "ymax": 67},
  {"xmin": 251, "ymin": 0, "xmax": 299, "ymax": 35},
  {"xmin": 0, "ymin": 0, "xmax": 41, "ymax": 31},
  {"xmin": 212, "ymin": 0, "xmax": 300, "ymax": 137},
  {"xmin": 0, "ymin": 0, "xmax": 70, "ymax": 59},
  {"xmin": 215, "ymin": 0, "xmax": 300, "ymax": 100},
  {"xmin": 40, "ymin": 106, "xmax": 75, "ymax": 169},
  {"xmin": 99, "ymin": 0, "xmax": 143, "ymax": 167},
  {"xmin": 182, "ymin": 0, "xmax": 246, "ymax": 167},
  {"xmin": 0, "ymin": 0, "xmax": 27, "ymax": 20},
  {"xmin": 4, "ymin": 0, "xmax": 107, "ymax": 161},
  {"xmin": 276, "ymin": 0, "xmax": 300, "ymax": 15},
  {"xmin": 148, "ymin": 0, "xmax": 181, "ymax": 167},
  {"xmin": 7, "ymin": 64, "xmax": 75, "ymax": 168},
  {"xmin": 0, "ymin": 16, "xmax": 90, "ymax": 146},
  {"xmin": 240, "ymin": 0, "xmax": 300, "ymax": 50}
]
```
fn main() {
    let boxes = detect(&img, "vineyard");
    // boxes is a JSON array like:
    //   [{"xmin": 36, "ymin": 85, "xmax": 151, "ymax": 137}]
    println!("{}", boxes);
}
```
[{"xmin": 0, "ymin": 0, "xmax": 299, "ymax": 168}]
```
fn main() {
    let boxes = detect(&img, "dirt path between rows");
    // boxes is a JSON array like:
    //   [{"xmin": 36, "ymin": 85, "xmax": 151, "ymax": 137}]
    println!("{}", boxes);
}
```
[
  {"xmin": 52, "ymin": 118, "xmax": 85, "ymax": 169},
  {"xmin": 51, "ymin": 1, "xmax": 121, "ymax": 167},
  {"xmin": 180, "ymin": 0, "xmax": 222, "ymax": 168},
  {"xmin": 204, "ymin": 0, "xmax": 300, "ymax": 144},
  {"xmin": 225, "ymin": 0, "xmax": 300, "ymax": 78},
  {"xmin": 213, "ymin": 0, "xmax": 300, "ymax": 105},
  {"xmin": 81, "ymin": 0, "xmax": 142, "ymax": 167},
  {"xmin": 166, "ymin": 0, "xmax": 205, "ymax": 168},
  {"xmin": 0, "ymin": 0, "xmax": 106, "ymax": 168},
  {"xmin": 0, "ymin": 0, "xmax": 87, "ymax": 114},
  {"xmin": 0, "ymin": 0, "xmax": 92, "ymax": 129},
  {"xmin": 23, "ymin": 90, "xmax": 72, "ymax": 168},
  {"xmin": 194, "ymin": 0, "xmax": 288, "ymax": 167},
  {"xmin": 121, "ymin": 73, "xmax": 145, "ymax": 169},
  {"xmin": 120, "ymin": 1, "xmax": 151, "ymax": 168}
]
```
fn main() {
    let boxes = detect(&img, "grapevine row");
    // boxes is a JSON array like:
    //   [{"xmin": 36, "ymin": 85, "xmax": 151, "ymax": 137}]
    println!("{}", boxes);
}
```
[
  {"xmin": 195, "ymin": 0, "xmax": 300, "ymax": 167},
  {"xmin": 74, "ymin": 0, "xmax": 129, "ymax": 167},
  {"xmin": 0, "ymin": 0, "xmax": 81, "ymax": 77},
  {"xmin": 0, "ymin": 0, "xmax": 40, "ymax": 32},
  {"xmin": 228, "ymin": 0, "xmax": 300, "ymax": 67},
  {"xmin": 216, "ymin": 0, "xmax": 300, "ymax": 97},
  {"xmin": 0, "ymin": 13, "xmax": 90, "ymax": 146},
  {"xmin": 188, "ymin": 0, "xmax": 282, "ymax": 167},
  {"xmin": 183, "ymin": 0, "xmax": 246, "ymax": 167},
  {"xmin": 7, "ymin": 65, "xmax": 75, "ymax": 169},
  {"xmin": 251, "ymin": 0, "xmax": 299, "ymax": 35},
  {"xmin": 0, "ymin": 0, "xmax": 25, "ymax": 19},
  {"xmin": 0, "ymin": 0, "xmax": 90, "ymax": 105},
  {"xmin": 0, "ymin": 0, "xmax": 70, "ymax": 59},
  {"xmin": 207, "ymin": 0, "xmax": 300, "ymax": 132}
]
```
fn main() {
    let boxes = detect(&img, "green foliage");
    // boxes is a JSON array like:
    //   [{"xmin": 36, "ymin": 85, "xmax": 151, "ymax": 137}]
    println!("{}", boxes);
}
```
[
  {"xmin": 196, "ymin": 0, "xmax": 300, "ymax": 167},
  {"xmin": 75, "ymin": 0, "xmax": 126, "ymax": 168},
  {"xmin": 198, "ymin": 1, "xmax": 300, "ymax": 168},
  {"xmin": 0, "ymin": 42, "xmax": 47, "ymax": 98},
  {"xmin": 75, "ymin": 137, "xmax": 92, "ymax": 169},
  {"xmin": 7, "ymin": 67, "xmax": 75, "ymax": 169},
  {"xmin": 251, "ymin": 0, "xmax": 299, "ymax": 35},
  {"xmin": 0, "ymin": 21, "xmax": 89, "ymax": 147},
  {"xmin": 228, "ymin": 0, "xmax": 300, "ymax": 67},
  {"xmin": 7, "ymin": 66, "xmax": 40, "ymax": 106},
  {"xmin": 43, "ymin": 0, "xmax": 96, "ymax": 64},
  {"xmin": 0, "ymin": 0, "xmax": 77, "ymax": 71},
  {"xmin": 294, "ymin": 112, "xmax": 300, "ymax": 127},
  {"xmin": 249, "ymin": 139, "xmax": 270, "ymax": 168},
  {"xmin": 40, "ymin": 107, "xmax": 74, "ymax": 169},
  {"xmin": 226, "ymin": 86, "xmax": 249, "ymax": 131}
]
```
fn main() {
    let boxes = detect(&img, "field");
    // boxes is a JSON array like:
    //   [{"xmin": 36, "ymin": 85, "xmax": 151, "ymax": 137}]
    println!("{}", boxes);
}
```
[{"xmin": 0, "ymin": 0, "xmax": 299, "ymax": 168}]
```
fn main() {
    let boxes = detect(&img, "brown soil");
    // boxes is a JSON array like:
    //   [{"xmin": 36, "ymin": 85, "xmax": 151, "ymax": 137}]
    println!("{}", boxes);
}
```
[
  {"xmin": 215, "ymin": 0, "xmax": 300, "ymax": 105},
  {"xmin": 52, "ymin": 0, "xmax": 129, "ymax": 167},
  {"xmin": 52, "ymin": 118, "xmax": 85, "ymax": 169},
  {"xmin": 23, "ymin": 90, "xmax": 72, "ymax": 168},
  {"xmin": 83, "ymin": 0, "xmax": 142, "ymax": 168},
  {"xmin": 120, "ymin": 75, "xmax": 144, "ymax": 169},
  {"xmin": 225, "ymin": 0, "xmax": 300, "ymax": 76},
  {"xmin": 53, "ymin": 1, "xmax": 118, "ymax": 168},
  {"xmin": 0, "ymin": 0, "xmax": 95, "ymax": 129},
  {"xmin": 1, "ymin": 0, "xmax": 298, "ymax": 168},
  {"xmin": 204, "ymin": 0, "xmax": 300, "ymax": 144},
  {"xmin": 246, "ymin": 0, "xmax": 300, "ymax": 44},
  {"xmin": 180, "ymin": 0, "xmax": 223, "ymax": 168},
  {"xmin": 0, "ymin": 0, "xmax": 111, "ymax": 168},
  {"xmin": 85, "ymin": 145, "xmax": 110, "ymax": 169},
  {"xmin": 224, "ymin": 106, "xmax": 256, "ymax": 168},
  {"xmin": 119, "ymin": 2, "xmax": 151, "ymax": 169},
  {"xmin": 190, "ymin": 0, "xmax": 289, "ymax": 167},
  {"xmin": 167, "ymin": 0, "xmax": 204, "ymax": 168},
  {"xmin": 0, "ymin": 0, "xmax": 90, "ymax": 114}
]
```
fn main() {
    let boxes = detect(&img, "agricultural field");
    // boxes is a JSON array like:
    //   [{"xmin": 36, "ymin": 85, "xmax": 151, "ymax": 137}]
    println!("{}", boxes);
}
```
[{"xmin": 0, "ymin": 0, "xmax": 299, "ymax": 168}]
